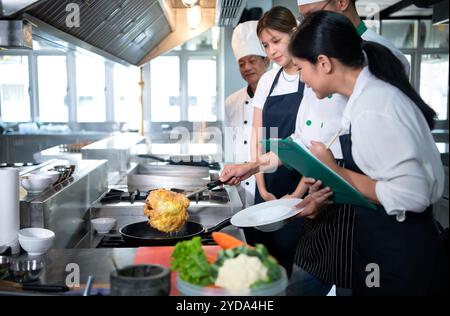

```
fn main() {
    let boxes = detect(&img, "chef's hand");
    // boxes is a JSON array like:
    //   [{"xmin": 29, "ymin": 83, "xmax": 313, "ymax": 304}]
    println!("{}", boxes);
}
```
[
  {"xmin": 219, "ymin": 162, "xmax": 258, "ymax": 185},
  {"xmin": 261, "ymin": 191, "xmax": 277, "ymax": 201},
  {"xmin": 303, "ymin": 177, "xmax": 322, "ymax": 194},
  {"xmin": 293, "ymin": 185, "xmax": 333, "ymax": 219},
  {"xmin": 310, "ymin": 141, "xmax": 338, "ymax": 172}
]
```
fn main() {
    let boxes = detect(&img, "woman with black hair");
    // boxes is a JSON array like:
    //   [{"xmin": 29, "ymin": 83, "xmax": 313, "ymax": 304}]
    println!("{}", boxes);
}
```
[
  {"xmin": 244, "ymin": 6, "xmax": 306, "ymax": 277},
  {"xmin": 288, "ymin": 10, "xmax": 448, "ymax": 295}
]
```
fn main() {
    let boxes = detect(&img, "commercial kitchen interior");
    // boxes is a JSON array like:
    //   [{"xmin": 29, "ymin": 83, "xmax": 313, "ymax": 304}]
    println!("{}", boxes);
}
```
[{"xmin": 0, "ymin": 0, "xmax": 448, "ymax": 295}]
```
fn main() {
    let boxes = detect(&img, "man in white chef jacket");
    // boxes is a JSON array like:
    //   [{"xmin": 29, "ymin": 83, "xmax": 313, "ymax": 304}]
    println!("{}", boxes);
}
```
[{"xmin": 224, "ymin": 20, "xmax": 269, "ymax": 208}]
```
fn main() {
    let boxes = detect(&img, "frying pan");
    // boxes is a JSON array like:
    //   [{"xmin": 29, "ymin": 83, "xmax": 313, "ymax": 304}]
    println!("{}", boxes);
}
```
[{"xmin": 119, "ymin": 217, "xmax": 232, "ymax": 246}]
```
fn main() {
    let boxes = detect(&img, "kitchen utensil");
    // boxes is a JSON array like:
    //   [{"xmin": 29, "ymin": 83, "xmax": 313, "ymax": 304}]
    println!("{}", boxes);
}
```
[
  {"xmin": 185, "ymin": 180, "xmax": 223, "ymax": 198},
  {"xmin": 9, "ymin": 259, "xmax": 44, "ymax": 283},
  {"xmin": 231, "ymin": 198, "xmax": 304, "ymax": 232},
  {"xmin": 110, "ymin": 264, "xmax": 170, "ymax": 296},
  {"xmin": 20, "ymin": 174, "xmax": 53, "ymax": 194},
  {"xmin": 83, "ymin": 275, "xmax": 94, "ymax": 296},
  {"xmin": 21, "ymin": 283, "xmax": 69, "ymax": 292},
  {"xmin": 176, "ymin": 268, "xmax": 288, "ymax": 296},
  {"xmin": 119, "ymin": 217, "xmax": 231, "ymax": 246},
  {"xmin": 91, "ymin": 218, "xmax": 116, "ymax": 234},
  {"xmin": 18, "ymin": 228, "xmax": 55, "ymax": 256}
]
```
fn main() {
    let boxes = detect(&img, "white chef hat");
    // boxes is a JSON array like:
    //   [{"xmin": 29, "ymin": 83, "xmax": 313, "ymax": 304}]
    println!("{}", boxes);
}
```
[
  {"xmin": 231, "ymin": 20, "xmax": 266, "ymax": 61},
  {"xmin": 297, "ymin": 0, "xmax": 323, "ymax": 5}
]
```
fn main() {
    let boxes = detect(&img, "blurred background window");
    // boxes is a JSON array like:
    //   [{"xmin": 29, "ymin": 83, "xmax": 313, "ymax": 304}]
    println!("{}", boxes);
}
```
[
  {"xmin": 150, "ymin": 56, "xmax": 181, "ymax": 122},
  {"xmin": 420, "ymin": 54, "xmax": 449, "ymax": 120},
  {"xmin": 0, "ymin": 55, "xmax": 31, "ymax": 122},
  {"xmin": 114, "ymin": 64, "xmax": 141, "ymax": 125},
  {"xmin": 37, "ymin": 55, "xmax": 68, "ymax": 122},
  {"xmin": 76, "ymin": 54, "xmax": 106, "ymax": 122},
  {"xmin": 188, "ymin": 58, "xmax": 217, "ymax": 122}
]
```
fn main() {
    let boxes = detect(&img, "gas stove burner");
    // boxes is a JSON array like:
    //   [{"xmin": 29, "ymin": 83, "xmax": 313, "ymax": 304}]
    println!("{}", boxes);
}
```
[
  {"xmin": 100, "ymin": 189, "xmax": 148, "ymax": 204},
  {"xmin": 100, "ymin": 187, "xmax": 229, "ymax": 204}
]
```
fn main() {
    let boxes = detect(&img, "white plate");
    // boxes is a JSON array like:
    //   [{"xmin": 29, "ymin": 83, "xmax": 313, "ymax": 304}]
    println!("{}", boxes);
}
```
[{"xmin": 231, "ymin": 198, "xmax": 304, "ymax": 232}]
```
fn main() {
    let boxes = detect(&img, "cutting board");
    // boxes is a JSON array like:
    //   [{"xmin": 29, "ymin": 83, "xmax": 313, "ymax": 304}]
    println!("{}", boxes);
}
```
[{"xmin": 134, "ymin": 246, "xmax": 221, "ymax": 296}]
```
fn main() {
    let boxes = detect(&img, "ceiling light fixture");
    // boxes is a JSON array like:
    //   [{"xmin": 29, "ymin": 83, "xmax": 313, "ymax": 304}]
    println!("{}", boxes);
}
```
[
  {"xmin": 182, "ymin": 0, "xmax": 198, "ymax": 8},
  {"xmin": 186, "ymin": 4, "xmax": 202, "ymax": 29}
]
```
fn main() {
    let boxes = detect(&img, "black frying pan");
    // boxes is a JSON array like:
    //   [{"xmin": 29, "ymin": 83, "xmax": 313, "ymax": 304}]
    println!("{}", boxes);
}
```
[{"xmin": 119, "ymin": 217, "xmax": 232, "ymax": 246}]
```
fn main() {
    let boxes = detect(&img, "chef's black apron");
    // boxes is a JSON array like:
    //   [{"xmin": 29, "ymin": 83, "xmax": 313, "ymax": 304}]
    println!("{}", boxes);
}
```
[
  {"xmin": 244, "ymin": 68, "xmax": 304, "ymax": 277},
  {"xmin": 294, "ymin": 158, "xmax": 354, "ymax": 289},
  {"xmin": 340, "ymin": 127, "xmax": 449, "ymax": 295}
]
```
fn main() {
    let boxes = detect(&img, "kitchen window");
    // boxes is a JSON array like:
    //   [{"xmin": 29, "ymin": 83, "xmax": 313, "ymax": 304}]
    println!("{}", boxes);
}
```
[
  {"xmin": 187, "ymin": 58, "xmax": 217, "ymax": 122},
  {"xmin": 114, "ymin": 64, "xmax": 141, "ymax": 125},
  {"xmin": 0, "ymin": 55, "xmax": 31, "ymax": 122},
  {"xmin": 150, "ymin": 56, "xmax": 181, "ymax": 122},
  {"xmin": 420, "ymin": 54, "xmax": 448, "ymax": 120},
  {"xmin": 76, "ymin": 54, "xmax": 106, "ymax": 122},
  {"xmin": 37, "ymin": 55, "xmax": 68, "ymax": 122},
  {"xmin": 149, "ymin": 29, "xmax": 220, "ymax": 123},
  {"xmin": 380, "ymin": 19, "xmax": 449, "ymax": 122},
  {"xmin": 147, "ymin": 28, "xmax": 222, "ymax": 159}
]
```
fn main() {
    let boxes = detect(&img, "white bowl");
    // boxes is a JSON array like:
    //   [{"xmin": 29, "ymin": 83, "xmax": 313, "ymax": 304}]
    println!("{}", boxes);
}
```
[
  {"xmin": 176, "ymin": 267, "xmax": 288, "ymax": 296},
  {"xmin": 21, "ymin": 174, "xmax": 54, "ymax": 193},
  {"xmin": 18, "ymin": 228, "xmax": 55, "ymax": 256},
  {"xmin": 91, "ymin": 218, "xmax": 116, "ymax": 234},
  {"xmin": 33, "ymin": 170, "xmax": 60, "ymax": 184}
]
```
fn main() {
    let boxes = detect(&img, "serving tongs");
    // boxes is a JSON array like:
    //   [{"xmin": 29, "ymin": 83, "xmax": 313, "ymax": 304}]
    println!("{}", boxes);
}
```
[{"xmin": 185, "ymin": 180, "xmax": 224, "ymax": 199}]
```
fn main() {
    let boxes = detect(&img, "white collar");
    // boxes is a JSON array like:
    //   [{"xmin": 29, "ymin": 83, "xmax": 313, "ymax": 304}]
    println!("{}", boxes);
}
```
[{"xmin": 342, "ymin": 66, "xmax": 372, "ymax": 128}]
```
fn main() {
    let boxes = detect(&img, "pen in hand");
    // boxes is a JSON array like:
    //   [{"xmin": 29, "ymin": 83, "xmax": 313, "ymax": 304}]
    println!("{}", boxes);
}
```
[{"xmin": 325, "ymin": 128, "xmax": 343, "ymax": 150}]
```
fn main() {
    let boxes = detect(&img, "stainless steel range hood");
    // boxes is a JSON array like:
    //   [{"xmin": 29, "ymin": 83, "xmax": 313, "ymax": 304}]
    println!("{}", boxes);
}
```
[
  {"xmin": 21, "ymin": 0, "xmax": 176, "ymax": 66},
  {"xmin": 10, "ymin": 0, "xmax": 246, "ymax": 65}
]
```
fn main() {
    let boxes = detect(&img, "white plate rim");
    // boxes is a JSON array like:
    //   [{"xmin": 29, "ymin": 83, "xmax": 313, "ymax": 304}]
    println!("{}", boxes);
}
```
[{"xmin": 231, "ymin": 198, "xmax": 304, "ymax": 228}]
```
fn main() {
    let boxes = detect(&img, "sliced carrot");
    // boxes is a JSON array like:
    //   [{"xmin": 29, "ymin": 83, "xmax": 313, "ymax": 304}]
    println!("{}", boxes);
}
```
[{"xmin": 212, "ymin": 232, "xmax": 246, "ymax": 249}]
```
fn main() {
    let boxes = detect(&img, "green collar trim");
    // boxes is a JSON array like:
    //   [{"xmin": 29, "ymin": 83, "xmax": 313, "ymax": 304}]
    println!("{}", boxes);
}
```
[{"xmin": 356, "ymin": 20, "xmax": 368, "ymax": 36}]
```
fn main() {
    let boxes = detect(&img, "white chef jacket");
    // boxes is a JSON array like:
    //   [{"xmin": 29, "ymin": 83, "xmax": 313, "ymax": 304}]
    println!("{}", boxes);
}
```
[
  {"xmin": 292, "ymin": 28, "xmax": 411, "ymax": 160},
  {"xmin": 342, "ymin": 66, "xmax": 444, "ymax": 221},
  {"xmin": 224, "ymin": 87, "xmax": 255, "ymax": 207}
]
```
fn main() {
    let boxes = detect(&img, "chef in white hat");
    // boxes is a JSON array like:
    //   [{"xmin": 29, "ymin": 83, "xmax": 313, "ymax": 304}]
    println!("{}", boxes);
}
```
[{"xmin": 224, "ymin": 20, "xmax": 269, "ymax": 207}]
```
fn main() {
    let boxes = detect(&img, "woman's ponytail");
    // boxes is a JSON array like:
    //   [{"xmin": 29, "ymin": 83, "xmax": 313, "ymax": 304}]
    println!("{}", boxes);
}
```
[{"xmin": 362, "ymin": 41, "xmax": 436, "ymax": 129}]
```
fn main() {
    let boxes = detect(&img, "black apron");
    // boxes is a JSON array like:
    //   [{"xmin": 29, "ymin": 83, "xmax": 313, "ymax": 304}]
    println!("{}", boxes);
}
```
[
  {"xmin": 245, "ymin": 68, "xmax": 304, "ymax": 277},
  {"xmin": 340, "ymin": 128, "xmax": 449, "ymax": 296},
  {"xmin": 294, "ymin": 158, "xmax": 354, "ymax": 289}
]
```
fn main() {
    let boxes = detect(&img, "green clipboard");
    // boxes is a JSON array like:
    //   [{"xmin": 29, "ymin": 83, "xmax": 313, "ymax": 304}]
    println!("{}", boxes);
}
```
[{"xmin": 262, "ymin": 137, "xmax": 376, "ymax": 209}]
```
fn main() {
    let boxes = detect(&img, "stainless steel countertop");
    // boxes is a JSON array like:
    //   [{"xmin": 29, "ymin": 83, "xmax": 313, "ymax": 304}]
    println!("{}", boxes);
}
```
[{"xmin": 0, "ymin": 248, "xmax": 136, "ymax": 295}]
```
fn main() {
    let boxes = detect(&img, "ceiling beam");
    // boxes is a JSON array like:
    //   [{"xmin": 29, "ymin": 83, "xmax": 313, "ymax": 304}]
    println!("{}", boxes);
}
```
[{"xmin": 380, "ymin": 0, "xmax": 415, "ymax": 19}]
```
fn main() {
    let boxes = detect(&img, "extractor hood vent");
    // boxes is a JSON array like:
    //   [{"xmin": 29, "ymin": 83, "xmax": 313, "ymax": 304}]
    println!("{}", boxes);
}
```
[
  {"xmin": 0, "ymin": 20, "xmax": 32, "ymax": 49},
  {"xmin": 22, "ymin": 0, "xmax": 174, "ymax": 66},
  {"xmin": 215, "ymin": 0, "xmax": 246, "ymax": 27}
]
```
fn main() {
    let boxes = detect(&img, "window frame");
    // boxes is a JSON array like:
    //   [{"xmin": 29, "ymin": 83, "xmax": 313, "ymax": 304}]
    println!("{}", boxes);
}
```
[
  {"xmin": 148, "ymin": 42, "xmax": 221, "ymax": 123},
  {"xmin": 379, "ymin": 18, "xmax": 449, "ymax": 124},
  {"xmin": 0, "ymin": 47, "xmax": 136, "ymax": 124}
]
